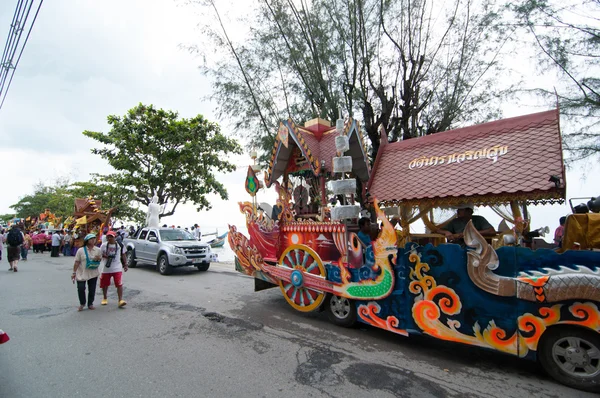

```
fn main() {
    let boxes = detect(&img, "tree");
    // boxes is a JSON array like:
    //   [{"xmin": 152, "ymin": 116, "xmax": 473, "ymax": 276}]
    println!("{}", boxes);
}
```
[
  {"xmin": 511, "ymin": 0, "xmax": 600, "ymax": 162},
  {"xmin": 8, "ymin": 178, "xmax": 146, "ymax": 224},
  {"xmin": 10, "ymin": 179, "xmax": 74, "ymax": 219},
  {"xmin": 192, "ymin": 0, "xmax": 513, "ymax": 162},
  {"xmin": 83, "ymin": 104, "xmax": 242, "ymax": 218},
  {"xmin": 0, "ymin": 213, "xmax": 16, "ymax": 223}
]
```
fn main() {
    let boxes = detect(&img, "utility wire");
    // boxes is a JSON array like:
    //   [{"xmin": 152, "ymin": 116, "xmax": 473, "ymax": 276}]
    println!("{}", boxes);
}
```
[
  {"xmin": 0, "ymin": 0, "xmax": 28, "ymax": 95},
  {"xmin": 0, "ymin": 0, "xmax": 43, "ymax": 111},
  {"xmin": 0, "ymin": 0, "xmax": 24, "ymax": 78},
  {"xmin": 0, "ymin": 0, "xmax": 31, "ymax": 96}
]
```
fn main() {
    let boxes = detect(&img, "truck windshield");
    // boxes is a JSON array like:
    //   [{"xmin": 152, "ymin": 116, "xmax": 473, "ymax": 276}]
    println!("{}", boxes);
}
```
[{"xmin": 159, "ymin": 229, "xmax": 196, "ymax": 241}]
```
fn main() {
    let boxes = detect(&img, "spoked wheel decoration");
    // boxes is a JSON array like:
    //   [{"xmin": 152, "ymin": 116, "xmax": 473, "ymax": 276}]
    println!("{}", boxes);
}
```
[{"xmin": 278, "ymin": 244, "xmax": 326, "ymax": 312}]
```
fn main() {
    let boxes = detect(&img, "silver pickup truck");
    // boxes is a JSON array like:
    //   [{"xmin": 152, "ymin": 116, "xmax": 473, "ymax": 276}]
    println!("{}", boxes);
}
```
[{"xmin": 124, "ymin": 227, "xmax": 213, "ymax": 275}]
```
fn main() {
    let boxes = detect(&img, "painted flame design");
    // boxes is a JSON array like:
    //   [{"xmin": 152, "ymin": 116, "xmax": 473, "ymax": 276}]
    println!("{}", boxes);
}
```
[
  {"xmin": 357, "ymin": 302, "xmax": 408, "ymax": 336},
  {"xmin": 409, "ymin": 252, "xmax": 600, "ymax": 357}
]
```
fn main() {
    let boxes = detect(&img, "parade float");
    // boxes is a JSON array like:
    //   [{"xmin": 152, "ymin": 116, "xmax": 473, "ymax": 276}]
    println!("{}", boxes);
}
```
[
  {"xmin": 228, "ymin": 109, "xmax": 600, "ymax": 392},
  {"xmin": 69, "ymin": 197, "xmax": 115, "ymax": 250}
]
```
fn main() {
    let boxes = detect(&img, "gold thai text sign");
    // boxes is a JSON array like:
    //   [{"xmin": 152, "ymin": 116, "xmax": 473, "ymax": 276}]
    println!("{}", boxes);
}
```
[{"xmin": 408, "ymin": 145, "xmax": 509, "ymax": 170}]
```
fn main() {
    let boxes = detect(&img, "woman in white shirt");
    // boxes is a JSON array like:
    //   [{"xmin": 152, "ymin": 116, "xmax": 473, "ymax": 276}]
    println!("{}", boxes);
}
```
[{"xmin": 71, "ymin": 234, "xmax": 102, "ymax": 311}]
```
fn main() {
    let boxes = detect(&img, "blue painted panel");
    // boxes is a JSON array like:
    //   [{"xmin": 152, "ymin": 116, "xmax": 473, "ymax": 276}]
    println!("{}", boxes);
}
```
[{"xmin": 399, "ymin": 243, "xmax": 519, "ymax": 337}]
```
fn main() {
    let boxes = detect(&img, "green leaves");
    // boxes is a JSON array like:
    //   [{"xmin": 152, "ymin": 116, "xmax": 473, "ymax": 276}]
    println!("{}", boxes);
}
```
[
  {"xmin": 511, "ymin": 0, "xmax": 600, "ymax": 161},
  {"xmin": 196, "ymin": 0, "xmax": 510, "ymax": 164},
  {"xmin": 8, "ymin": 178, "xmax": 146, "ymax": 225},
  {"xmin": 84, "ymin": 103, "xmax": 242, "ymax": 218}
]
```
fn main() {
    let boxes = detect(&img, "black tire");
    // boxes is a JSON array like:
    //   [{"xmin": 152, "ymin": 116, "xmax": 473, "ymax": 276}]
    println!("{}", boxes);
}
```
[
  {"xmin": 196, "ymin": 262, "xmax": 210, "ymax": 272},
  {"xmin": 158, "ymin": 254, "xmax": 172, "ymax": 275},
  {"xmin": 325, "ymin": 294, "xmax": 357, "ymax": 327},
  {"xmin": 538, "ymin": 326, "xmax": 600, "ymax": 392},
  {"xmin": 126, "ymin": 249, "xmax": 137, "ymax": 268}
]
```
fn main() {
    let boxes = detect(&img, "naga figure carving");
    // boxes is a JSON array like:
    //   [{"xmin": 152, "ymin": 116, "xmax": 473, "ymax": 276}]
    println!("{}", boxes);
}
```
[{"xmin": 464, "ymin": 222, "xmax": 600, "ymax": 303}]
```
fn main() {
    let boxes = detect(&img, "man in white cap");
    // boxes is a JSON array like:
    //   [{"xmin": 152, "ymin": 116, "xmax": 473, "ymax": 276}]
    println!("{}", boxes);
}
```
[{"xmin": 437, "ymin": 203, "xmax": 495, "ymax": 244}]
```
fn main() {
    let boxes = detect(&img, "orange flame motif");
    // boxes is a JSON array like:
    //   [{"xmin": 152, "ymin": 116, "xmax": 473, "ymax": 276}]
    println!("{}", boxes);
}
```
[
  {"xmin": 358, "ymin": 302, "xmax": 408, "ymax": 336},
  {"xmin": 409, "ymin": 252, "xmax": 600, "ymax": 357},
  {"xmin": 409, "ymin": 251, "xmax": 519, "ymax": 354}
]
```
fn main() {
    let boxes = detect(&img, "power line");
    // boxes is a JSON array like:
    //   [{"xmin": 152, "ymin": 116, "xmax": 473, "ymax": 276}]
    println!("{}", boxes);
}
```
[
  {"xmin": 0, "ymin": 0, "xmax": 29, "ymax": 98},
  {"xmin": 0, "ymin": 0, "xmax": 44, "ymax": 112}
]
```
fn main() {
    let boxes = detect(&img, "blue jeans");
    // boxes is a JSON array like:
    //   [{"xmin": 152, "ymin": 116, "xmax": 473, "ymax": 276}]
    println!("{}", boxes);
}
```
[
  {"xmin": 20, "ymin": 246, "xmax": 28, "ymax": 260},
  {"xmin": 63, "ymin": 243, "xmax": 71, "ymax": 256}
]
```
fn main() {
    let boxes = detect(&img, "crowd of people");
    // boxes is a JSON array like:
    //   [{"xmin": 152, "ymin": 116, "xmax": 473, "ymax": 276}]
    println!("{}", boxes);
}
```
[{"xmin": 1, "ymin": 223, "xmax": 137, "ymax": 312}]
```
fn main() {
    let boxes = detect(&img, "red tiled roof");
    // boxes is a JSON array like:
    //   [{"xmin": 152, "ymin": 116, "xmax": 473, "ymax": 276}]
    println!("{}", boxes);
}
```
[{"xmin": 368, "ymin": 109, "xmax": 566, "ymax": 206}]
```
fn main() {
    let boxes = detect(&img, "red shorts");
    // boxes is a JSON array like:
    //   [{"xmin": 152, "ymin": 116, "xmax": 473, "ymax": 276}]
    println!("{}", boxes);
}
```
[{"xmin": 100, "ymin": 272, "xmax": 123, "ymax": 288}]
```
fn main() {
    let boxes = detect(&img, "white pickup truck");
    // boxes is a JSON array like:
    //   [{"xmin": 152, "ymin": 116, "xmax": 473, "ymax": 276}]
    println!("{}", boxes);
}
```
[{"xmin": 124, "ymin": 227, "xmax": 214, "ymax": 275}]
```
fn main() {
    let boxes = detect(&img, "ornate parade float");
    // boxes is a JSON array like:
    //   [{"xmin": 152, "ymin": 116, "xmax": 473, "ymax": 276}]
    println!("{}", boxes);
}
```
[
  {"xmin": 68, "ymin": 197, "xmax": 115, "ymax": 249},
  {"xmin": 228, "ymin": 109, "xmax": 600, "ymax": 392}
]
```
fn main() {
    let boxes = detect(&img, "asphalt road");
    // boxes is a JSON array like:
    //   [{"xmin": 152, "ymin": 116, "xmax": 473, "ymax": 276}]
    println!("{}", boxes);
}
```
[{"xmin": 0, "ymin": 252, "xmax": 594, "ymax": 398}]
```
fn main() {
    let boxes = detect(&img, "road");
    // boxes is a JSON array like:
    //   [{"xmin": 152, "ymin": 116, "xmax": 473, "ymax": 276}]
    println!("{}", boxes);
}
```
[{"xmin": 0, "ymin": 252, "xmax": 594, "ymax": 398}]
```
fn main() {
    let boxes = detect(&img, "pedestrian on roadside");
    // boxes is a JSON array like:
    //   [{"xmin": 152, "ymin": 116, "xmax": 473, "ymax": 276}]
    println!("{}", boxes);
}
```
[
  {"xmin": 63, "ymin": 230, "xmax": 72, "ymax": 256},
  {"xmin": 6, "ymin": 225, "xmax": 24, "ymax": 272},
  {"xmin": 45, "ymin": 231, "xmax": 52, "ymax": 253},
  {"xmin": 99, "ymin": 231, "xmax": 128, "ymax": 308},
  {"xmin": 115, "ymin": 230, "xmax": 123, "ymax": 245},
  {"xmin": 51, "ymin": 230, "xmax": 62, "ymax": 257},
  {"xmin": 0, "ymin": 228, "xmax": 4, "ymax": 261},
  {"xmin": 21, "ymin": 231, "xmax": 32, "ymax": 261},
  {"xmin": 71, "ymin": 233, "xmax": 102, "ymax": 311},
  {"xmin": 193, "ymin": 224, "xmax": 201, "ymax": 240}
]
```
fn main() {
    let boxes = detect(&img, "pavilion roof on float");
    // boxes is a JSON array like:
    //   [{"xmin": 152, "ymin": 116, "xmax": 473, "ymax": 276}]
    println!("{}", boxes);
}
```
[
  {"xmin": 73, "ymin": 198, "xmax": 112, "ymax": 224},
  {"xmin": 367, "ymin": 109, "xmax": 566, "ymax": 207},
  {"xmin": 264, "ymin": 117, "xmax": 370, "ymax": 187}
]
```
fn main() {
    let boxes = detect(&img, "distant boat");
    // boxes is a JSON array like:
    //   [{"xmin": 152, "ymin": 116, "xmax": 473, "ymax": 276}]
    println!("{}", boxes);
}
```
[{"xmin": 208, "ymin": 231, "xmax": 228, "ymax": 248}]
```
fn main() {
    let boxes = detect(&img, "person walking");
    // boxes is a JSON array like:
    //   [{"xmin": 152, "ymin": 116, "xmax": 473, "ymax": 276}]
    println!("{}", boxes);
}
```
[
  {"xmin": 0, "ymin": 228, "xmax": 4, "ymax": 261},
  {"xmin": 51, "ymin": 230, "xmax": 62, "ymax": 257},
  {"xmin": 0, "ymin": 228, "xmax": 5, "ymax": 261},
  {"xmin": 99, "ymin": 231, "xmax": 128, "ymax": 308},
  {"xmin": 71, "ymin": 233, "xmax": 101, "ymax": 311},
  {"xmin": 193, "ymin": 224, "xmax": 201, "ymax": 240},
  {"xmin": 63, "ymin": 230, "xmax": 72, "ymax": 256},
  {"xmin": 6, "ymin": 225, "xmax": 24, "ymax": 272},
  {"xmin": 21, "ymin": 231, "xmax": 32, "ymax": 261}
]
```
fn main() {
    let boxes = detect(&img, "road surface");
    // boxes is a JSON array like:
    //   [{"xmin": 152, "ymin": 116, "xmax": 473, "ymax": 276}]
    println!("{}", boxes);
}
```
[{"xmin": 0, "ymin": 252, "xmax": 593, "ymax": 397}]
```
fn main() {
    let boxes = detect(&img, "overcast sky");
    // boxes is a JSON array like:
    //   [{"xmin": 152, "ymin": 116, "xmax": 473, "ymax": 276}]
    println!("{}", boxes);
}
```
[{"xmin": 0, "ymin": 0, "xmax": 598, "ymax": 237}]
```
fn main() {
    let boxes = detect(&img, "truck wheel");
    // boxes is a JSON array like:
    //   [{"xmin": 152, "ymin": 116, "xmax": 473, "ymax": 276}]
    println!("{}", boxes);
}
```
[
  {"xmin": 158, "ymin": 254, "xmax": 173, "ymax": 275},
  {"xmin": 326, "ymin": 294, "xmax": 357, "ymax": 327},
  {"xmin": 126, "ymin": 249, "xmax": 137, "ymax": 268},
  {"xmin": 538, "ymin": 326, "xmax": 600, "ymax": 392},
  {"xmin": 196, "ymin": 263, "xmax": 210, "ymax": 272}
]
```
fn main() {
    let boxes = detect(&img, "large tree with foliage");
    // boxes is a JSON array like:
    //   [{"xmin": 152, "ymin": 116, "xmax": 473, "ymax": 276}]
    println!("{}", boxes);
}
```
[
  {"xmin": 9, "ymin": 178, "xmax": 146, "ymax": 224},
  {"xmin": 192, "ymin": 0, "xmax": 513, "ymax": 162},
  {"xmin": 511, "ymin": 0, "xmax": 600, "ymax": 162},
  {"xmin": 10, "ymin": 179, "xmax": 74, "ymax": 219},
  {"xmin": 83, "ymin": 104, "xmax": 242, "ymax": 218}
]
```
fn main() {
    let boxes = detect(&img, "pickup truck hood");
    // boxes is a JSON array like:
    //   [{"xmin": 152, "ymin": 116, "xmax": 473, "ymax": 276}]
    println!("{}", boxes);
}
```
[{"xmin": 166, "ymin": 241, "xmax": 210, "ymax": 249}]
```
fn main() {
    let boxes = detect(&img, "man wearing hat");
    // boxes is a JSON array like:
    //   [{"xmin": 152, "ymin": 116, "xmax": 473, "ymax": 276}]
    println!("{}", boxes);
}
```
[
  {"xmin": 437, "ymin": 203, "xmax": 495, "ymax": 245},
  {"xmin": 99, "ymin": 230, "xmax": 128, "ymax": 308}
]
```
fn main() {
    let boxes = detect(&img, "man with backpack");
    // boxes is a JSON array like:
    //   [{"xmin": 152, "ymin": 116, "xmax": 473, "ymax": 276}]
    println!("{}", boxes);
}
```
[
  {"xmin": 6, "ymin": 225, "xmax": 24, "ymax": 272},
  {"xmin": 99, "ymin": 230, "xmax": 128, "ymax": 308}
]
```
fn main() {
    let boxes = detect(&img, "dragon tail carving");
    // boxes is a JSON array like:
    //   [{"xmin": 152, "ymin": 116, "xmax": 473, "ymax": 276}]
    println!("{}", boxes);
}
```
[{"xmin": 464, "ymin": 221, "xmax": 600, "ymax": 303}]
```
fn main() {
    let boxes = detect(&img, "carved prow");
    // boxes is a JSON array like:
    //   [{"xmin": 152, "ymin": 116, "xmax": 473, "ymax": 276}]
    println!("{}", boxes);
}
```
[{"xmin": 464, "ymin": 221, "xmax": 516, "ymax": 297}]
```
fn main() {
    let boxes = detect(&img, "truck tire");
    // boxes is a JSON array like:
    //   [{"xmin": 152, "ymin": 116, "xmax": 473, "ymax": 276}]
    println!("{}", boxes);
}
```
[
  {"xmin": 538, "ymin": 326, "xmax": 600, "ymax": 392},
  {"xmin": 126, "ymin": 249, "xmax": 137, "ymax": 268},
  {"xmin": 158, "ymin": 253, "xmax": 173, "ymax": 275},
  {"xmin": 326, "ymin": 294, "xmax": 357, "ymax": 327},
  {"xmin": 196, "ymin": 262, "xmax": 210, "ymax": 272}
]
